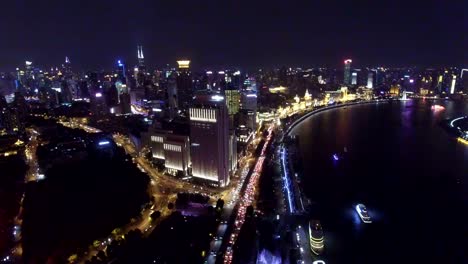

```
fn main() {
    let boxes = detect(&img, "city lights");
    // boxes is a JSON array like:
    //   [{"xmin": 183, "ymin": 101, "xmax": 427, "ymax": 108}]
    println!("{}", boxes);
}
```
[{"xmin": 0, "ymin": 2, "xmax": 465, "ymax": 264}]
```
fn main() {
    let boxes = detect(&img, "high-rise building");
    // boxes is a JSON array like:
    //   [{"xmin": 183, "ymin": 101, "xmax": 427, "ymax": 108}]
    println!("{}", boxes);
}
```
[
  {"xmin": 240, "ymin": 91, "xmax": 257, "ymax": 112},
  {"xmin": 117, "ymin": 60, "xmax": 126, "ymax": 83},
  {"xmin": 136, "ymin": 46, "xmax": 146, "ymax": 87},
  {"xmin": 450, "ymin": 75, "xmax": 457, "ymax": 94},
  {"xmin": 25, "ymin": 61, "xmax": 33, "ymax": 79},
  {"xmin": 189, "ymin": 94, "xmax": 230, "ymax": 187},
  {"xmin": 167, "ymin": 73, "xmax": 178, "ymax": 118},
  {"xmin": 177, "ymin": 60, "xmax": 190, "ymax": 70},
  {"xmin": 367, "ymin": 72, "xmax": 373, "ymax": 88},
  {"xmin": 224, "ymin": 89, "xmax": 240, "ymax": 116},
  {"xmin": 229, "ymin": 133, "xmax": 237, "ymax": 172},
  {"xmin": 176, "ymin": 60, "xmax": 192, "ymax": 110},
  {"xmin": 0, "ymin": 95, "xmax": 12, "ymax": 133},
  {"xmin": 344, "ymin": 59, "xmax": 352, "ymax": 85},
  {"xmin": 351, "ymin": 72, "xmax": 357, "ymax": 85},
  {"xmin": 63, "ymin": 56, "xmax": 72, "ymax": 77},
  {"xmin": 137, "ymin": 45, "xmax": 145, "ymax": 69},
  {"xmin": 120, "ymin": 92, "xmax": 131, "ymax": 114},
  {"xmin": 461, "ymin": 69, "xmax": 468, "ymax": 94},
  {"xmin": 90, "ymin": 90, "xmax": 108, "ymax": 118},
  {"xmin": 240, "ymin": 91, "xmax": 257, "ymax": 131}
]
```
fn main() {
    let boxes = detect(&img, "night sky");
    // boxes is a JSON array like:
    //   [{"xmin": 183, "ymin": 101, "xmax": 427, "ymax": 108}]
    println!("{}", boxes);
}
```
[{"xmin": 0, "ymin": 0, "xmax": 466, "ymax": 70}]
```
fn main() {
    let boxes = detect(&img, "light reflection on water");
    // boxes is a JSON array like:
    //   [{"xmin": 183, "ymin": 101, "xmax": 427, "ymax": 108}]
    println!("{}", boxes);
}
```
[{"xmin": 292, "ymin": 99, "xmax": 468, "ymax": 264}]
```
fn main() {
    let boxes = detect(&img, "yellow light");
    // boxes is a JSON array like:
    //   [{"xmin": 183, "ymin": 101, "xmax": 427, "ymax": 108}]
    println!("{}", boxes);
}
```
[
  {"xmin": 177, "ymin": 60, "xmax": 191, "ymax": 69},
  {"xmin": 458, "ymin": 137, "xmax": 468, "ymax": 146}
]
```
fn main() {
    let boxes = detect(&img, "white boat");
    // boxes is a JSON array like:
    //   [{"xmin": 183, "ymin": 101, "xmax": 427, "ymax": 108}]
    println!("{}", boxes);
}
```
[
  {"xmin": 309, "ymin": 220, "xmax": 324, "ymax": 255},
  {"xmin": 355, "ymin": 204, "xmax": 372, "ymax": 223}
]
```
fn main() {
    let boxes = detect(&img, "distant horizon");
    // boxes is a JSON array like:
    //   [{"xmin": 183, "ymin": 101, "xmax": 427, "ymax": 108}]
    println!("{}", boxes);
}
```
[
  {"xmin": 1, "ymin": 56, "xmax": 466, "ymax": 73},
  {"xmin": 1, "ymin": 1, "xmax": 465, "ymax": 71}
]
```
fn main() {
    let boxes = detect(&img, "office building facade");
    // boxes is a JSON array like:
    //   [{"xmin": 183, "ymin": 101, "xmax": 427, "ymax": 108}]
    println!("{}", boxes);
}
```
[
  {"xmin": 189, "ymin": 99, "xmax": 230, "ymax": 187},
  {"xmin": 149, "ymin": 130, "xmax": 191, "ymax": 177}
]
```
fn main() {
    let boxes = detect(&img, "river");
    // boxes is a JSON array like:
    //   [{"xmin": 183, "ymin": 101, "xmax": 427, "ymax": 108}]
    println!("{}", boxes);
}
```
[{"xmin": 290, "ymin": 99, "xmax": 467, "ymax": 264}]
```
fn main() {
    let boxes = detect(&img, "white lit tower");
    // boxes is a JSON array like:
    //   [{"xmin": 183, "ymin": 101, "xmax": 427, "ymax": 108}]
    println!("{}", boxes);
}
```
[
  {"xmin": 367, "ymin": 72, "xmax": 373, "ymax": 88},
  {"xmin": 137, "ymin": 45, "xmax": 145, "ymax": 70},
  {"xmin": 136, "ymin": 46, "xmax": 147, "ymax": 88}
]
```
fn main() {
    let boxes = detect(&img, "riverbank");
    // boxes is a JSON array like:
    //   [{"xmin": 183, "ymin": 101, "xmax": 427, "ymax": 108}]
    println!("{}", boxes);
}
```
[
  {"xmin": 280, "ymin": 99, "xmax": 389, "ymax": 214},
  {"xmin": 286, "ymin": 99, "xmax": 467, "ymax": 264}
]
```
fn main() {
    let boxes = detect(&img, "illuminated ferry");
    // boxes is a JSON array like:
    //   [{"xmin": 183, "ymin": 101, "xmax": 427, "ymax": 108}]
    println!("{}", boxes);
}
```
[
  {"xmin": 309, "ymin": 220, "xmax": 324, "ymax": 255},
  {"xmin": 355, "ymin": 204, "xmax": 372, "ymax": 223}
]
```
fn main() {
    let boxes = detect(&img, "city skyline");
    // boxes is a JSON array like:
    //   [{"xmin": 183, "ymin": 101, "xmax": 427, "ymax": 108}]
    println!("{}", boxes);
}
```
[
  {"xmin": 0, "ymin": 2, "xmax": 466, "ymax": 263},
  {"xmin": 0, "ymin": 0, "xmax": 466, "ymax": 71}
]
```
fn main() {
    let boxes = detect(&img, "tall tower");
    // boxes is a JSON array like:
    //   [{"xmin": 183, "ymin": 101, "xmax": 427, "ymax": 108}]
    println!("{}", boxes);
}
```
[
  {"xmin": 450, "ymin": 75, "xmax": 457, "ymax": 94},
  {"xmin": 167, "ymin": 72, "xmax": 178, "ymax": 118},
  {"xmin": 351, "ymin": 72, "xmax": 357, "ymax": 85},
  {"xmin": 136, "ymin": 46, "xmax": 146, "ymax": 88},
  {"xmin": 137, "ymin": 45, "xmax": 145, "ymax": 69},
  {"xmin": 64, "ymin": 56, "xmax": 71, "ymax": 73},
  {"xmin": 344, "ymin": 59, "xmax": 352, "ymax": 85},
  {"xmin": 117, "ymin": 60, "xmax": 126, "ymax": 83},
  {"xmin": 367, "ymin": 72, "xmax": 373, "ymax": 88},
  {"xmin": 189, "ymin": 94, "xmax": 230, "ymax": 187},
  {"xmin": 176, "ymin": 60, "xmax": 192, "ymax": 110}
]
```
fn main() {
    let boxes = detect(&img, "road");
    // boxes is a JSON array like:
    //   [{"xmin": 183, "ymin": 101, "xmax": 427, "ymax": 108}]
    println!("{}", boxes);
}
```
[
  {"xmin": 65, "ymin": 124, "xmax": 222, "ymax": 263},
  {"xmin": 60, "ymin": 119, "xmax": 260, "ymax": 264},
  {"xmin": 2, "ymin": 129, "xmax": 42, "ymax": 263},
  {"xmin": 205, "ymin": 134, "xmax": 261, "ymax": 264},
  {"xmin": 221, "ymin": 124, "xmax": 275, "ymax": 264}
]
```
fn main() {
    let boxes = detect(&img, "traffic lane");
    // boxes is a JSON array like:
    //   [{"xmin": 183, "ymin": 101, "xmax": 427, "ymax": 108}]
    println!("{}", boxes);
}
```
[{"xmin": 296, "ymin": 224, "xmax": 314, "ymax": 264}]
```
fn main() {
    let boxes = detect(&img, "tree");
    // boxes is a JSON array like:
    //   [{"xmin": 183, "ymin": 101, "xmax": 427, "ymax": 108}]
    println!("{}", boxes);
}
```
[
  {"xmin": 97, "ymin": 250, "xmax": 106, "ymax": 261},
  {"xmin": 216, "ymin": 199, "xmax": 225, "ymax": 211},
  {"xmin": 151, "ymin": 211, "xmax": 161, "ymax": 220},
  {"xmin": 167, "ymin": 202, "xmax": 174, "ymax": 210},
  {"xmin": 246, "ymin": 205, "xmax": 254, "ymax": 218}
]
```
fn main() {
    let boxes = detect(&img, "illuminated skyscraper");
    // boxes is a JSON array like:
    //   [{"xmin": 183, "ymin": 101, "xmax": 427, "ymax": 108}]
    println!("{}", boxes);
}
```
[
  {"xmin": 461, "ymin": 69, "xmax": 468, "ymax": 94},
  {"xmin": 167, "ymin": 73, "xmax": 178, "ymax": 118},
  {"xmin": 90, "ymin": 90, "xmax": 108, "ymax": 118},
  {"xmin": 137, "ymin": 45, "xmax": 145, "ymax": 69},
  {"xmin": 351, "ymin": 72, "xmax": 357, "ymax": 85},
  {"xmin": 240, "ymin": 91, "xmax": 257, "ymax": 112},
  {"xmin": 189, "ymin": 94, "xmax": 230, "ymax": 187},
  {"xmin": 136, "ymin": 46, "xmax": 146, "ymax": 87},
  {"xmin": 240, "ymin": 91, "xmax": 257, "ymax": 131},
  {"xmin": 63, "ymin": 56, "xmax": 72, "ymax": 77},
  {"xmin": 367, "ymin": 72, "xmax": 373, "ymax": 88},
  {"xmin": 450, "ymin": 75, "xmax": 457, "ymax": 94},
  {"xmin": 177, "ymin": 60, "xmax": 190, "ymax": 70},
  {"xmin": 176, "ymin": 60, "xmax": 192, "ymax": 110},
  {"xmin": 117, "ymin": 60, "xmax": 126, "ymax": 83},
  {"xmin": 224, "ymin": 89, "xmax": 240, "ymax": 116},
  {"xmin": 344, "ymin": 59, "xmax": 352, "ymax": 85},
  {"xmin": 0, "ymin": 96, "xmax": 12, "ymax": 133},
  {"xmin": 25, "ymin": 61, "xmax": 33, "ymax": 79}
]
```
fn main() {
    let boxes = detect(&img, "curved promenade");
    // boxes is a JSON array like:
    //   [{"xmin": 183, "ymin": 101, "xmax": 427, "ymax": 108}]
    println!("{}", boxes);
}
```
[{"xmin": 284, "ymin": 100, "xmax": 387, "ymax": 138}]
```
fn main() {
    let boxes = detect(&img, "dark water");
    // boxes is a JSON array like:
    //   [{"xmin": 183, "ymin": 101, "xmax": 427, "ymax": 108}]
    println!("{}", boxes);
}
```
[{"xmin": 290, "ymin": 100, "xmax": 467, "ymax": 264}]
